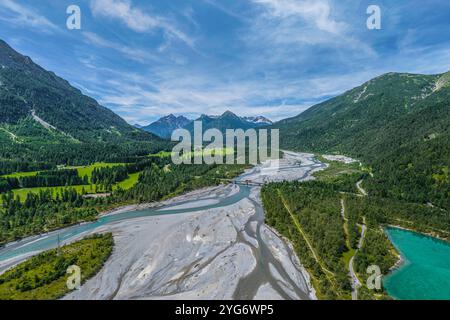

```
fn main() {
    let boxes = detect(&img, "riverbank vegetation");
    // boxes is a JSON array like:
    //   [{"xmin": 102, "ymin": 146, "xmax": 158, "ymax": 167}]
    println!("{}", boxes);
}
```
[
  {"xmin": 262, "ymin": 179, "xmax": 354, "ymax": 299},
  {"xmin": 0, "ymin": 233, "xmax": 113, "ymax": 300}
]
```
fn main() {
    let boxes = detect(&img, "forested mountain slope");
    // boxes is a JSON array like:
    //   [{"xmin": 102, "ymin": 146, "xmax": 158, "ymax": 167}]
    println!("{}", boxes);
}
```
[
  {"xmin": 0, "ymin": 40, "xmax": 166, "ymax": 170},
  {"xmin": 274, "ymin": 72, "xmax": 450, "ymax": 209}
]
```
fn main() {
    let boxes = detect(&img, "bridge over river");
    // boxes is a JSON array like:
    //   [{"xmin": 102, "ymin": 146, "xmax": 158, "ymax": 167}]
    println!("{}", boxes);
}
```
[{"xmin": 220, "ymin": 179, "xmax": 265, "ymax": 187}]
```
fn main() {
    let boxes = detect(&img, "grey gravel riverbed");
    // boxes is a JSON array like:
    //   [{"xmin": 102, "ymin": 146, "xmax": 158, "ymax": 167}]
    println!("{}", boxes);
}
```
[
  {"xmin": 1, "ymin": 152, "xmax": 324, "ymax": 300},
  {"xmin": 64, "ymin": 152, "xmax": 323, "ymax": 300}
]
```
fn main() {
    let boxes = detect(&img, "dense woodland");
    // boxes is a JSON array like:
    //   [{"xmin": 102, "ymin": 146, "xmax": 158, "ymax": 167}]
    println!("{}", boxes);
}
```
[
  {"xmin": 115, "ymin": 162, "xmax": 245, "ymax": 203},
  {"xmin": 345, "ymin": 193, "xmax": 449, "ymax": 239},
  {"xmin": 0, "ymin": 189, "xmax": 98, "ymax": 244},
  {"xmin": 275, "ymin": 72, "xmax": 450, "ymax": 210},
  {"xmin": 261, "ymin": 162, "xmax": 449, "ymax": 300},
  {"xmin": 267, "ymin": 72, "xmax": 450, "ymax": 299},
  {"xmin": 262, "ymin": 179, "xmax": 355, "ymax": 299},
  {"xmin": 0, "ymin": 160, "xmax": 54, "ymax": 176},
  {"xmin": 0, "ymin": 169, "xmax": 88, "ymax": 192},
  {"xmin": 0, "ymin": 155, "xmax": 246, "ymax": 245},
  {"xmin": 0, "ymin": 233, "xmax": 113, "ymax": 300},
  {"xmin": 0, "ymin": 118, "xmax": 169, "ymax": 172}
]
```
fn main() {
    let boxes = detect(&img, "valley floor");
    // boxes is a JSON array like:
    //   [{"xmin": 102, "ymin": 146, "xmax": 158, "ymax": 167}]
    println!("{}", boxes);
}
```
[{"xmin": 64, "ymin": 152, "xmax": 323, "ymax": 300}]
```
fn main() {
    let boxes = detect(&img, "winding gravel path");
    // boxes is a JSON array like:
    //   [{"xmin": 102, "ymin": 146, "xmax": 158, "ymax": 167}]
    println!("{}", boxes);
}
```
[{"xmin": 348, "ymin": 180, "xmax": 369, "ymax": 300}]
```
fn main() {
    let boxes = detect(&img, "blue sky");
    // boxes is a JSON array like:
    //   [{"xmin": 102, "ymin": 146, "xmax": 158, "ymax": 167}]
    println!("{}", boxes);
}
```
[{"xmin": 1, "ymin": 0, "xmax": 450, "ymax": 124}]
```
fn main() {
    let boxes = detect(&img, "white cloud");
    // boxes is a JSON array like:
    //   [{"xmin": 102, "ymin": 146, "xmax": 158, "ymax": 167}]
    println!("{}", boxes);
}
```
[
  {"xmin": 244, "ymin": 0, "xmax": 376, "ymax": 63},
  {"xmin": 251, "ymin": 0, "xmax": 346, "ymax": 34},
  {"xmin": 82, "ymin": 32, "xmax": 159, "ymax": 63},
  {"xmin": 203, "ymin": 0, "xmax": 247, "ymax": 21},
  {"xmin": 75, "ymin": 1, "xmax": 381, "ymax": 124},
  {"xmin": 89, "ymin": 63, "xmax": 377, "ymax": 123},
  {"xmin": 90, "ymin": 0, "xmax": 194, "ymax": 48},
  {"xmin": 0, "ymin": 0, "xmax": 57, "ymax": 31}
]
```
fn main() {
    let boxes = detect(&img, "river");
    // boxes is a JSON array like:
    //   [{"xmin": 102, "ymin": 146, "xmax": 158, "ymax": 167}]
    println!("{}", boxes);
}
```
[{"xmin": 0, "ymin": 184, "xmax": 250, "ymax": 267}]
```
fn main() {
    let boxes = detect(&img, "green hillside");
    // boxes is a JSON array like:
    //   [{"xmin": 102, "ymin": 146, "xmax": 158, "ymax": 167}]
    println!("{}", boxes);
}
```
[
  {"xmin": 0, "ymin": 40, "xmax": 166, "ymax": 171},
  {"xmin": 274, "ymin": 72, "xmax": 450, "ymax": 209}
]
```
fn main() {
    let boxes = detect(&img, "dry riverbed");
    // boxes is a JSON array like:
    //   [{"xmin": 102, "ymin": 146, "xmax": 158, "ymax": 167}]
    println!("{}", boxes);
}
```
[{"xmin": 63, "ymin": 152, "xmax": 324, "ymax": 300}]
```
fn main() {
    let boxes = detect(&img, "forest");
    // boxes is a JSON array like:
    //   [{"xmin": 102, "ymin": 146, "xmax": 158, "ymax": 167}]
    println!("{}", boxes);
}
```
[
  {"xmin": 0, "ymin": 40, "xmax": 168, "ymax": 172},
  {"xmin": 0, "ymin": 169, "xmax": 89, "ymax": 192},
  {"xmin": 261, "ymin": 158, "xmax": 449, "ymax": 300},
  {"xmin": 0, "ymin": 189, "xmax": 98, "ymax": 244},
  {"xmin": 262, "ymin": 179, "xmax": 356, "ymax": 299},
  {"xmin": 275, "ymin": 72, "xmax": 450, "ymax": 211},
  {"xmin": 0, "ymin": 155, "xmax": 247, "ymax": 245},
  {"xmin": 0, "ymin": 233, "xmax": 113, "ymax": 300}
]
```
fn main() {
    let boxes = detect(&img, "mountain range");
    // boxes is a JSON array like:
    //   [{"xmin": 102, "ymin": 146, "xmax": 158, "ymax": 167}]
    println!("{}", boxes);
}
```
[
  {"xmin": 243, "ymin": 116, "xmax": 273, "ymax": 126},
  {"xmin": 141, "ymin": 111, "xmax": 273, "ymax": 138},
  {"xmin": 141, "ymin": 114, "xmax": 191, "ymax": 139}
]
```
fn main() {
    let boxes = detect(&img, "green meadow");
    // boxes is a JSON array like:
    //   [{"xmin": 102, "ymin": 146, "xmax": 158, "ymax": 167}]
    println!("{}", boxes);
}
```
[
  {"xmin": 2, "ymin": 171, "xmax": 42, "ymax": 179},
  {"xmin": 7, "ymin": 172, "xmax": 140, "ymax": 201},
  {"xmin": 113, "ymin": 172, "xmax": 140, "ymax": 191},
  {"xmin": 148, "ymin": 147, "xmax": 235, "ymax": 160},
  {"xmin": 3, "ymin": 151, "xmax": 233, "ymax": 203},
  {"xmin": 0, "ymin": 164, "xmax": 141, "ymax": 203},
  {"xmin": 2, "ymin": 162, "xmax": 125, "ymax": 182},
  {"xmin": 66, "ymin": 162, "xmax": 126, "ymax": 180},
  {"xmin": 148, "ymin": 151, "xmax": 173, "ymax": 158}
]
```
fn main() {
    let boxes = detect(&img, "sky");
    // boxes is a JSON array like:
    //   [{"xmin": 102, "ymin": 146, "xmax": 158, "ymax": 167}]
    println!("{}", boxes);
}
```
[{"xmin": 1, "ymin": 0, "xmax": 450, "ymax": 125}]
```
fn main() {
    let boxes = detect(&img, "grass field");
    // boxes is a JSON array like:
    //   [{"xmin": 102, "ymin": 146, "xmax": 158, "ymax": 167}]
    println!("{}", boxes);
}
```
[
  {"xmin": 314, "ymin": 155, "xmax": 363, "ymax": 181},
  {"xmin": 183, "ymin": 147, "xmax": 234, "ymax": 159},
  {"xmin": 1, "ymin": 162, "xmax": 125, "ymax": 182},
  {"xmin": 66, "ymin": 162, "xmax": 126, "ymax": 181},
  {"xmin": 2, "ymin": 171, "xmax": 41, "ymax": 178},
  {"xmin": 1, "ymin": 171, "xmax": 142, "ymax": 203},
  {"xmin": 148, "ymin": 151, "xmax": 173, "ymax": 158},
  {"xmin": 0, "ymin": 163, "xmax": 133, "ymax": 203},
  {"xmin": 341, "ymin": 248, "xmax": 356, "ymax": 267},
  {"xmin": 113, "ymin": 172, "xmax": 140, "ymax": 190},
  {"xmin": 149, "ymin": 148, "xmax": 235, "ymax": 160},
  {"xmin": 10, "ymin": 185, "xmax": 90, "ymax": 201}
]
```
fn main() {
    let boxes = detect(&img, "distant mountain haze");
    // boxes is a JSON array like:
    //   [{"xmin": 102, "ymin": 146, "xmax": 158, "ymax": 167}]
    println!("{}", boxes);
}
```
[
  {"xmin": 142, "ymin": 111, "xmax": 273, "ymax": 139},
  {"xmin": 243, "ymin": 116, "xmax": 273, "ymax": 126},
  {"xmin": 141, "ymin": 114, "xmax": 192, "ymax": 139},
  {"xmin": 183, "ymin": 111, "xmax": 272, "ymax": 136}
]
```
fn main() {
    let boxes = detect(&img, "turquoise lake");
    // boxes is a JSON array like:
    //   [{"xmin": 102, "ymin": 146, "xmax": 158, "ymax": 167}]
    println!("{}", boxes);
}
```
[{"xmin": 383, "ymin": 227, "xmax": 450, "ymax": 300}]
